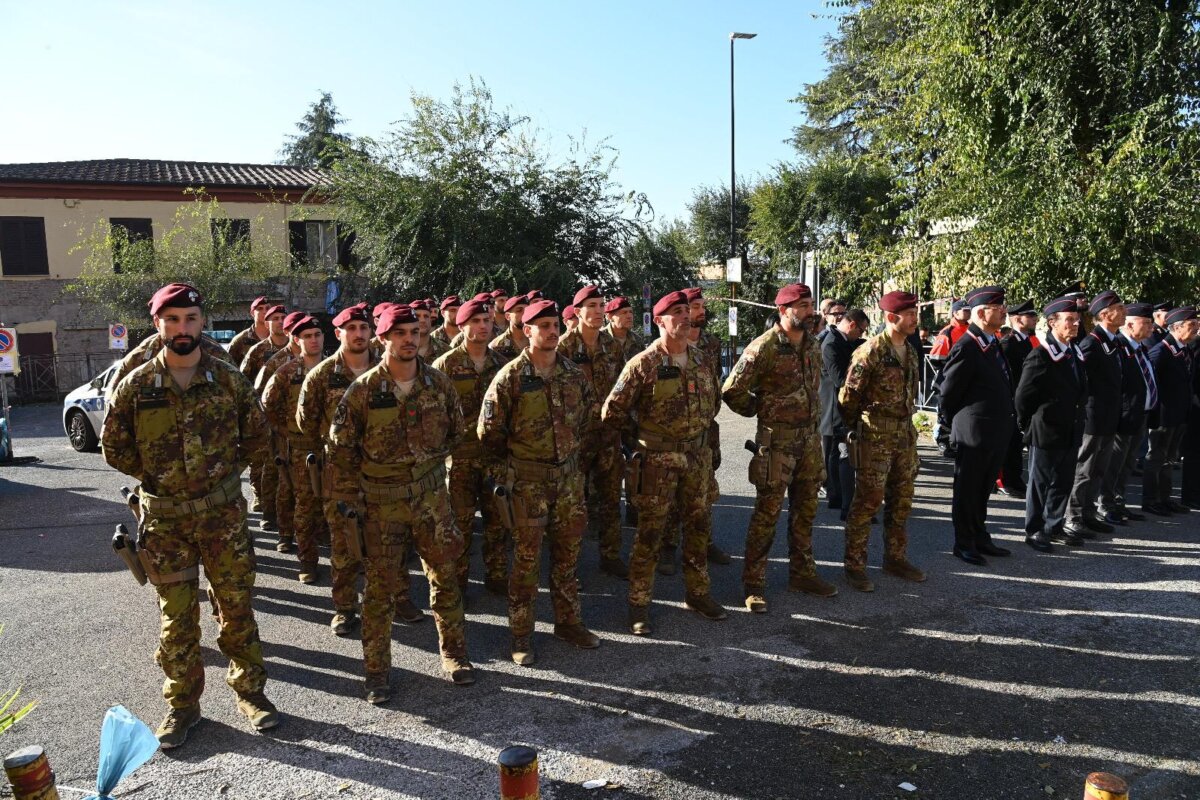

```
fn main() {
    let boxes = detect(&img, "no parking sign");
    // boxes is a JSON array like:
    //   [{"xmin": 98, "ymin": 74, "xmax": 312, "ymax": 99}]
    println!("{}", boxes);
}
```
[
  {"xmin": 109, "ymin": 323, "xmax": 128, "ymax": 351},
  {"xmin": 0, "ymin": 327, "xmax": 17, "ymax": 375}
]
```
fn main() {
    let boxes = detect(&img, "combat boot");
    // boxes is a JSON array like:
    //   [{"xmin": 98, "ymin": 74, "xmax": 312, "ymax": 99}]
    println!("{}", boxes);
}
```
[
  {"xmin": 706, "ymin": 542, "xmax": 732, "ymax": 565},
  {"xmin": 554, "ymin": 623, "xmax": 600, "ymax": 649},
  {"xmin": 236, "ymin": 692, "xmax": 280, "ymax": 731},
  {"xmin": 512, "ymin": 636, "xmax": 536, "ymax": 666},
  {"xmin": 330, "ymin": 610, "xmax": 359, "ymax": 637},
  {"xmin": 788, "ymin": 574, "xmax": 838, "ymax": 597},
  {"xmin": 298, "ymin": 562, "xmax": 319, "ymax": 584},
  {"xmin": 275, "ymin": 535, "xmax": 294, "ymax": 553},
  {"xmin": 599, "ymin": 556, "xmax": 629, "ymax": 579},
  {"xmin": 656, "ymin": 544, "xmax": 677, "ymax": 576},
  {"xmin": 365, "ymin": 675, "xmax": 391, "ymax": 705},
  {"xmin": 484, "ymin": 575, "xmax": 507, "ymax": 596},
  {"xmin": 442, "ymin": 656, "xmax": 476, "ymax": 686},
  {"xmin": 628, "ymin": 605, "xmax": 652, "ymax": 636},
  {"xmin": 156, "ymin": 705, "xmax": 201, "ymax": 750},
  {"xmin": 395, "ymin": 598, "xmax": 425, "ymax": 624},
  {"xmin": 882, "ymin": 558, "xmax": 926, "ymax": 583},
  {"xmin": 845, "ymin": 569, "xmax": 875, "ymax": 592},
  {"xmin": 261, "ymin": 516, "xmax": 279, "ymax": 532},
  {"xmin": 743, "ymin": 591, "xmax": 768, "ymax": 614},
  {"xmin": 685, "ymin": 594, "xmax": 728, "ymax": 621}
]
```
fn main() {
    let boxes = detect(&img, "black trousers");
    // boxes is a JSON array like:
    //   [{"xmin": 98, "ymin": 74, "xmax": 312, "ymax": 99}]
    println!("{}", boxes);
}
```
[
  {"xmin": 1144, "ymin": 425, "xmax": 1185, "ymax": 506},
  {"xmin": 952, "ymin": 442, "xmax": 1005, "ymax": 550},
  {"xmin": 1026, "ymin": 445, "xmax": 1077, "ymax": 537},
  {"xmin": 1098, "ymin": 429, "xmax": 1145, "ymax": 515},
  {"xmin": 998, "ymin": 425, "xmax": 1026, "ymax": 490},
  {"xmin": 822, "ymin": 434, "xmax": 857, "ymax": 519},
  {"xmin": 1067, "ymin": 433, "xmax": 1115, "ymax": 525}
]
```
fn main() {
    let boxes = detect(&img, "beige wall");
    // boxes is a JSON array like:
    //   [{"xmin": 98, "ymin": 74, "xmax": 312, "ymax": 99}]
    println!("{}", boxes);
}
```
[{"xmin": 0, "ymin": 196, "xmax": 338, "ymax": 280}]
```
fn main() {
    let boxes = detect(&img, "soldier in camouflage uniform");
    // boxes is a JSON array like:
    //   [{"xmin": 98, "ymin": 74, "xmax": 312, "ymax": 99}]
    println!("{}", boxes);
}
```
[
  {"xmin": 479, "ymin": 299, "xmax": 602, "ymax": 666},
  {"xmin": 107, "ymin": 329, "xmax": 232, "ymax": 398},
  {"xmin": 239, "ymin": 305, "xmax": 288, "ymax": 533},
  {"xmin": 262, "ymin": 315, "xmax": 326, "ymax": 583},
  {"xmin": 559, "ymin": 285, "xmax": 628, "ymax": 578},
  {"xmin": 722, "ymin": 283, "xmax": 837, "ymax": 613},
  {"xmin": 603, "ymin": 296, "xmax": 645, "ymax": 359},
  {"xmin": 602, "ymin": 291, "xmax": 726, "ymax": 635},
  {"xmin": 411, "ymin": 299, "xmax": 449, "ymax": 362},
  {"xmin": 837, "ymin": 291, "xmax": 926, "ymax": 591},
  {"xmin": 102, "ymin": 283, "xmax": 278, "ymax": 749},
  {"xmin": 255, "ymin": 313, "xmax": 306, "ymax": 552},
  {"xmin": 431, "ymin": 295, "xmax": 461, "ymax": 350},
  {"xmin": 227, "ymin": 295, "xmax": 271, "ymax": 368},
  {"xmin": 490, "ymin": 294, "xmax": 533, "ymax": 361},
  {"xmin": 433, "ymin": 298, "xmax": 510, "ymax": 596},
  {"xmin": 328, "ymin": 305, "xmax": 475, "ymax": 703}
]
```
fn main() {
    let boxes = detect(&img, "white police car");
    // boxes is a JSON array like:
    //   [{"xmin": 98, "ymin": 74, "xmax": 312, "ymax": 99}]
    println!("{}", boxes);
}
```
[{"xmin": 63, "ymin": 362, "xmax": 119, "ymax": 452}]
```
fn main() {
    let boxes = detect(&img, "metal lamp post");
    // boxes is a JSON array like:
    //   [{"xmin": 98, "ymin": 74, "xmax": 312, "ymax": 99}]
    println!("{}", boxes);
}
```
[{"xmin": 728, "ymin": 31, "xmax": 756, "ymax": 363}]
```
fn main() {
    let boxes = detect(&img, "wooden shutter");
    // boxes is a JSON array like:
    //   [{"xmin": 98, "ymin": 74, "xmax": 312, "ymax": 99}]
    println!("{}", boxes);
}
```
[{"xmin": 0, "ymin": 217, "xmax": 49, "ymax": 276}]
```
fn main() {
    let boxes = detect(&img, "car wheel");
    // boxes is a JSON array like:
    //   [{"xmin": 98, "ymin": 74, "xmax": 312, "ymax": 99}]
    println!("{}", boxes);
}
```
[{"xmin": 67, "ymin": 410, "xmax": 99, "ymax": 452}]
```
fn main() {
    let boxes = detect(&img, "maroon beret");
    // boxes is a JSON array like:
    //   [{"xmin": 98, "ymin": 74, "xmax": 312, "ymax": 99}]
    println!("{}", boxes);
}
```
[
  {"xmin": 879, "ymin": 291, "xmax": 918, "ymax": 313},
  {"xmin": 490, "ymin": 289, "xmax": 508, "ymax": 300},
  {"xmin": 573, "ymin": 285, "xmax": 603, "ymax": 306},
  {"xmin": 456, "ymin": 298, "xmax": 492, "ymax": 327},
  {"xmin": 472, "ymin": 292, "xmax": 491, "ymax": 302},
  {"xmin": 372, "ymin": 302, "xmax": 394, "ymax": 320},
  {"xmin": 503, "ymin": 295, "xmax": 528, "ymax": 313},
  {"xmin": 562, "ymin": 304, "xmax": 578, "ymax": 321},
  {"xmin": 774, "ymin": 283, "xmax": 812, "ymax": 307},
  {"xmin": 332, "ymin": 302, "xmax": 370, "ymax": 328},
  {"xmin": 604, "ymin": 297, "xmax": 630, "ymax": 313},
  {"xmin": 290, "ymin": 315, "xmax": 321, "ymax": 336},
  {"xmin": 148, "ymin": 283, "xmax": 203, "ymax": 316},
  {"xmin": 249, "ymin": 296, "xmax": 270, "ymax": 312},
  {"xmin": 282, "ymin": 311, "xmax": 308, "ymax": 333},
  {"xmin": 408, "ymin": 299, "xmax": 431, "ymax": 312},
  {"xmin": 525, "ymin": 289, "xmax": 545, "ymax": 302},
  {"xmin": 683, "ymin": 287, "xmax": 703, "ymax": 303},
  {"xmin": 653, "ymin": 290, "xmax": 689, "ymax": 317},
  {"xmin": 263, "ymin": 304, "xmax": 287, "ymax": 319},
  {"xmin": 522, "ymin": 299, "xmax": 560, "ymax": 325},
  {"xmin": 376, "ymin": 305, "xmax": 418, "ymax": 337},
  {"xmin": 439, "ymin": 295, "xmax": 461, "ymax": 311}
]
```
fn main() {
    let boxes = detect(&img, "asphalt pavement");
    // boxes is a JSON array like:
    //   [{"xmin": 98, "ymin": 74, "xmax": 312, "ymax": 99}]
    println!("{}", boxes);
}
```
[{"xmin": 0, "ymin": 402, "xmax": 1197, "ymax": 799}]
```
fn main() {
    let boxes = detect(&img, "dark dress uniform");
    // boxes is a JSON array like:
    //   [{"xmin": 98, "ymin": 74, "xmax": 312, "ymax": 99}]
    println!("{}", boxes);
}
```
[
  {"xmin": 819, "ymin": 326, "xmax": 861, "ymax": 519},
  {"xmin": 1016, "ymin": 330, "xmax": 1088, "ymax": 548},
  {"xmin": 939, "ymin": 323, "xmax": 1016, "ymax": 561},
  {"xmin": 1145, "ymin": 321, "xmax": 1196, "ymax": 513},
  {"xmin": 1097, "ymin": 324, "xmax": 1153, "ymax": 521},
  {"xmin": 1066, "ymin": 319, "xmax": 1124, "ymax": 533},
  {"xmin": 998, "ymin": 329, "xmax": 1037, "ymax": 493}
]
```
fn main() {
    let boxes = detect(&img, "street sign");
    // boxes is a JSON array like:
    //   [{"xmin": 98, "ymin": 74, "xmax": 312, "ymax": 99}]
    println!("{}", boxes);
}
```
[
  {"xmin": 728, "ymin": 306, "xmax": 738, "ymax": 337},
  {"xmin": 0, "ymin": 327, "xmax": 18, "ymax": 375},
  {"xmin": 726, "ymin": 256, "xmax": 743, "ymax": 284},
  {"xmin": 642, "ymin": 312, "xmax": 651, "ymax": 337},
  {"xmin": 642, "ymin": 283, "xmax": 651, "ymax": 305},
  {"xmin": 109, "ymin": 323, "xmax": 128, "ymax": 351}
]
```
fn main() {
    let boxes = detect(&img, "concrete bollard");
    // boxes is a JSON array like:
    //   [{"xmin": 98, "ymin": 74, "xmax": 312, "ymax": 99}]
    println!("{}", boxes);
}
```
[
  {"xmin": 498, "ymin": 745, "xmax": 538, "ymax": 800},
  {"xmin": 3, "ymin": 746, "xmax": 60, "ymax": 800},
  {"xmin": 1084, "ymin": 772, "xmax": 1128, "ymax": 800}
]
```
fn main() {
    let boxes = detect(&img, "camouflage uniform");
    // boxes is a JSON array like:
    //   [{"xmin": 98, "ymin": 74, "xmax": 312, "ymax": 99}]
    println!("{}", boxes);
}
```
[
  {"xmin": 297, "ymin": 351, "xmax": 379, "ymax": 615},
  {"xmin": 722, "ymin": 326, "xmax": 826, "ymax": 593},
  {"xmin": 557, "ymin": 326, "xmax": 626, "ymax": 561},
  {"xmin": 419, "ymin": 336, "xmax": 450, "ymax": 363},
  {"xmin": 108, "ymin": 332, "xmax": 232, "ymax": 395},
  {"xmin": 605, "ymin": 324, "xmax": 645, "ymax": 360},
  {"xmin": 489, "ymin": 327, "xmax": 527, "ymax": 362},
  {"xmin": 328, "ymin": 360, "xmax": 469, "ymax": 682},
  {"xmin": 478, "ymin": 350, "xmax": 593, "ymax": 639},
  {"xmin": 101, "ymin": 349, "xmax": 267, "ymax": 709},
  {"xmin": 451, "ymin": 322, "xmax": 504, "ymax": 349},
  {"xmin": 240, "ymin": 338, "xmax": 288, "ymax": 523},
  {"xmin": 837, "ymin": 332, "xmax": 920, "ymax": 571},
  {"xmin": 602, "ymin": 341, "xmax": 719, "ymax": 606},
  {"xmin": 430, "ymin": 325, "xmax": 457, "ymax": 351},
  {"xmin": 433, "ymin": 344, "xmax": 510, "ymax": 589},
  {"xmin": 227, "ymin": 326, "xmax": 262, "ymax": 369},
  {"xmin": 262, "ymin": 357, "xmax": 322, "ymax": 572}
]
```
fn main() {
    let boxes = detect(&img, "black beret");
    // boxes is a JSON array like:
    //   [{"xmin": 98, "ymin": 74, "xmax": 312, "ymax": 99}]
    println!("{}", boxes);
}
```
[
  {"xmin": 1043, "ymin": 296, "xmax": 1079, "ymax": 316},
  {"xmin": 1088, "ymin": 291, "xmax": 1122, "ymax": 316},
  {"xmin": 1007, "ymin": 300, "xmax": 1035, "ymax": 315},
  {"xmin": 1165, "ymin": 306, "xmax": 1197, "ymax": 326},
  {"xmin": 1123, "ymin": 302, "xmax": 1152, "ymax": 318},
  {"xmin": 1153, "ymin": 302, "xmax": 1173, "ymax": 313}
]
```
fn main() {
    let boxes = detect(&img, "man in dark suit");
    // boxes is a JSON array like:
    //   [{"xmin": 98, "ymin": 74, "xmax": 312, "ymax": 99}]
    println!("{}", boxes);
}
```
[
  {"xmin": 1065, "ymin": 291, "xmax": 1126, "ymax": 537},
  {"xmin": 997, "ymin": 300, "xmax": 1039, "ymax": 496},
  {"xmin": 1150, "ymin": 303, "xmax": 1172, "ymax": 345},
  {"xmin": 1144, "ymin": 306, "xmax": 1198, "ymax": 514},
  {"xmin": 820, "ymin": 308, "xmax": 868, "ymax": 518},
  {"xmin": 939, "ymin": 286, "xmax": 1016, "ymax": 565},
  {"xmin": 1097, "ymin": 303, "xmax": 1155, "ymax": 523},
  {"xmin": 1016, "ymin": 296, "xmax": 1089, "ymax": 552},
  {"xmin": 929, "ymin": 301, "xmax": 971, "ymax": 457}
]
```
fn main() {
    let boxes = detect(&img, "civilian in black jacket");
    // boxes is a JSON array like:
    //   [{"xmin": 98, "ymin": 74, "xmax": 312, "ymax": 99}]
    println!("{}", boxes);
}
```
[
  {"xmin": 997, "ymin": 301, "xmax": 1039, "ymax": 495},
  {"xmin": 1016, "ymin": 297, "xmax": 1089, "ymax": 551},
  {"xmin": 1144, "ymin": 306, "xmax": 1198, "ymax": 514},
  {"xmin": 1065, "ymin": 292, "xmax": 1125, "ymax": 536},
  {"xmin": 1181, "ymin": 341, "xmax": 1200, "ymax": 508},
  {"xmin": 939, "ymin": 286, "xmax": 1016, "ymax": 565},
  {"xmin": 819, "ymin": 308, "xmax": 867, "ymax": 519},
  {"xmin": 1097, "ymin": 304, "xmax": 1155, "ymax": 523}
]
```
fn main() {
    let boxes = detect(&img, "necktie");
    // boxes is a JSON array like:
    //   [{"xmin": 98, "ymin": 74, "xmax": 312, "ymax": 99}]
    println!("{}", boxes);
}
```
[
  {"xmin": 1134, "ymin": 347, "xmax": 1157, "ymax": 409},
  {"xmin": 991, "ymin": 343, "xmax": 1011, "ymax": 386}
]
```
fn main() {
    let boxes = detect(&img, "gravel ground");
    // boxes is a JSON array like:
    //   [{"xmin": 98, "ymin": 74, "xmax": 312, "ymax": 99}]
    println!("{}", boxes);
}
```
[{"xmin": 1, "ymin": 402, "xmax": 1197, "ymax": 799}]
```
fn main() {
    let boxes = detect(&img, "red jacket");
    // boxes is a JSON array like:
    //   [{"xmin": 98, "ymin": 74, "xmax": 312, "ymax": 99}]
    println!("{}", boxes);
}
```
[{"xmin": 929, "ymin": 319, "xmax": 969, "ymax": 360}]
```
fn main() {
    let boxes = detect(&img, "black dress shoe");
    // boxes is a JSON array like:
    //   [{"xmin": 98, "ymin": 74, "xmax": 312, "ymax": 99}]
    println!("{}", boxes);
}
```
[
  {"xmin": 1064, "ymin": 524, "xmax": 1096, "ymax": 540},
  {"xmin": 978, "ymin": 542, "xmax": 1011, "ymax": 557},
  {"xmin": 1165, "ymin": 500, "xmax": 1191, "ymax": 514},
  {"xmin": 952, "ymin": 546, "xmax": 987, "ymax": 566},
  {"xmin": 1051, "ymin": 530, "xmax": 1085, "ymax": 546},
  {"xmin": 1143, "ymin": 503, "xmax": 1173, "ymax": 517},
  {"xmin": 1082, "ymin": 517, "xmax": 1114, "ymax": 534},
  {"xmin": 1123, "ymin": 509, "xmax": 1145, "ymax": 521},
  {"xmin": 1025, "ymin": 535, "xmax": 1054, "ymax": 553},
  {"xmin": 1102, "ymin": 512, "xmax": 1126, "ymax": 526}
]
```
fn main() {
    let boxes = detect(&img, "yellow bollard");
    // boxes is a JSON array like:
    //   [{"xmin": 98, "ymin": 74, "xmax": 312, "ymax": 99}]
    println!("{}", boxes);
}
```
[
  {"xmin": 498, "ymin": 745, "xmax": 538, "ymax": 800},
  {"xmin": 1084, "ymin": 772, "xmax": 1128, "ymax": 800},
  {"xmin": 3, "ymin": 746, "xmax": 60, "ymax": 800}
]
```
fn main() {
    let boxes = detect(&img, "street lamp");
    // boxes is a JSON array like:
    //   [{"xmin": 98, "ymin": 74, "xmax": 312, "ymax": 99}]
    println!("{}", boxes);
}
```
[{"xmin": 729, "ymin": 31, "xmax": 756, "ymax": 359}]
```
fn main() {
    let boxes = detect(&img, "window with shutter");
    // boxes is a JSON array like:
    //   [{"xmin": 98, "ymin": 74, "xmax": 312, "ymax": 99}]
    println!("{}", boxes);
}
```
[
  {"xmin": 110, "ymin": 218, "xmax": 154, "ymax": 273},
  {"xmin": 0, "ymin": 217, "xmax": 50, "ymax": 276}
]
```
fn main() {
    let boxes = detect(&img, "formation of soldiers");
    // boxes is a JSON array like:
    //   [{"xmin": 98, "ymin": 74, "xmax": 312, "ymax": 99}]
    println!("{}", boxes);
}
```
[{"xmin": 99, "ymin": 277, "xmax": 1195, "ymax": 751}]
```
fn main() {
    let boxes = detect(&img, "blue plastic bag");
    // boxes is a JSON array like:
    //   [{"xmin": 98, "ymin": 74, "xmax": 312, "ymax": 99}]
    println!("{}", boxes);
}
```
[{"xmin": 83, "ymin": 705, "xmax": 159, "ymax": 800}]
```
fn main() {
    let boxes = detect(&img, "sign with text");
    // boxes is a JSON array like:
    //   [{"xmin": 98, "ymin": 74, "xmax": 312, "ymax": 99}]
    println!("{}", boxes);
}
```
[
  {"xmin": 642, "ymin": 312, "xmax": 651, "ymax": 337},
  {"xmin": 726, "ymin": 256, "xmax": 744, "ymax": 284},
  {"xmin": 109, "ymin": 323, "xmax": 129, "ymax": 351},
  {"xmin": 728, "ymin": 306, "xmax": 738, "ymax": 337}
]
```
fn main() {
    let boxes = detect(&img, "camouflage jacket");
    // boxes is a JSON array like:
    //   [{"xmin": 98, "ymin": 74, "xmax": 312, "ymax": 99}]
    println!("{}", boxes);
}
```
[
  {"xmin": 108, "ymin": 332, "xmax": 231, "ymax": 396},
  {"xmin": 227, "ymin": 326, "xmax": 263, "ymax": 367},
  {"xmin": 432, "ymin": 344, "xmax": 509, "ymax": 452},
  {"xmin": 601, "ymin": 340, "xmax": 718, "ymax": 446},
  {"xmin": 296, "ymin": 350, "xmax": 378, "ymax": 451},
  {"xmin": 695, "ymin": 329, "xmax": 723, "ymax": 385},
  {"xmin": 328, "ymin": 360, "xmax": 463, "ymax": 496},
  {"xmin": 254, "ymin": 344, "xmax": 301, "ymax": 396},
  {"xmin": 262, "ymin": 357, "xmax": 319, "ymax": 449},
  {"xmin": 605, "ymin": 324, "xmax": 645, "ymax": 360},
  {"xmin": 450, "ymin": 321, "xmax": 505, "ymax": 350},
  {"xmin": 478, "ymin": 350, "xmax": 595, "ymax": 464},
  {"xmin": 488, "ymin": 326, "xmax": 527, "ymax": 362},
  {"xmin": 722, "ymin": 325, "xmax": 823, "ymax": 426},
  {"xmin": 838, "ymin": 331, "xmax": 919, "ymax": 430},
  {"xmin": 430, "ymin": 325, "xmax": 458, "ymax": 349},
  {"xmin": 557, "ymin": 326, "xmax": 625, "ymax": 430},
  {"xmin": 240, "ymin": 337, "xmax": 288, "ymax": 387},
  {"xmin": 419, "ymin": 335, "xmax": 450, "ymax": 363},
  {"xmin": 102, "ymin": 349, "xmax": 264, "ymax": 500}
]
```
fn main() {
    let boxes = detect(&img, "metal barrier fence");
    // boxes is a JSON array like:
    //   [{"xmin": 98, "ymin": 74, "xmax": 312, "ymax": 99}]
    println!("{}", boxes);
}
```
[{"xmin": 11, "ymin": 353, "xmax": 120, "ymax": 404}]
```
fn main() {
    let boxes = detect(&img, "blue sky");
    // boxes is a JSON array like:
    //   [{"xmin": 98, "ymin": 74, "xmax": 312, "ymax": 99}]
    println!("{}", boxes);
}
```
[{"xmin": 2, "ymin": 1, "xmax": 841, "ymax": 222}]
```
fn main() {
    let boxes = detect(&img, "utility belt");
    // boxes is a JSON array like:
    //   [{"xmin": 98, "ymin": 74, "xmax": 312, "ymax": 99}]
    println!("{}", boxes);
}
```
[
  {"xmin": 508, "ymin": 452, "xmax": 580, "ymax": 483},
  {"xmin": 138, "ymin": 473, "xmax": 243, "ymax": 519},
  {"xmin": 636, "ymin": 429, "xmax": 708, "ymax": 455},
  {"xmin": 452, "ymin": 439, "xmax": 485, "ymax": 460},
  {"xmin": 361, "ymin": 462, "xmax": 447, "ymax": 504},
  {"xmin": 742, "ymin": 422, "xmax": 816, "ymax": 490},
  {"xmin": 861, "ymin": 413, "xmax": 911, "ymax": 434}
]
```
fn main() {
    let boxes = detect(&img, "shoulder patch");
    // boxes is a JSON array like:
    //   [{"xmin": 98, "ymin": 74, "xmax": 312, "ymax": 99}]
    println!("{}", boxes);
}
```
[{"xmin": 332, "ymin": 402, "xmax": 348, "ymax": 426}]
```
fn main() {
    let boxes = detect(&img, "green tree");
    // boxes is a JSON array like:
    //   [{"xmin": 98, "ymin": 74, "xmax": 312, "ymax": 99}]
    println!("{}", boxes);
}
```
[
  {"xmin": 280, "ymin": 91, "xmax": 350, "ymax": 169},
  {"xmin": 323, "ymin": 79, "xmax": 649, "ymax": 304},
  {"xmin": 616, "ymin": 220, "xmax": 697, "ymax": 319}
]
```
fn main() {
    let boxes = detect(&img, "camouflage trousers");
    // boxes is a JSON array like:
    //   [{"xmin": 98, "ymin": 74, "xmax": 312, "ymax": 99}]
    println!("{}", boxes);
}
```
[
  {"xmin": 250, "ymin": 444, "xmax": 278, "ymax": 519},
  {"xmin": 448, "ymin": 453, "xmax": 509, "ymax": 587},
  {"xmin": 743, "ymin": 424, "xmax": 826, "ymax": 591},
  {"xmin": 323, "ymin": 497, "xmax": 362, "ymax": 612},
  {"xmin": 845, "ymin": 428, "xmax": 917, "ymax": 570},
  {"xmin": 665, "ymin": 424, "xmax": 721, "ymax": 550},
  {"xmin": 280, "ymin": 445, "xmax": 321, "ymax": 567},
  {"xmin": 629, "ymin": 449, "xmax": 713, "ymax": 606},
  {"xmin": 362, "ymin": 487, "xmax": 467, "ymax": 680},
  {"xmin": 580, "ymin": 426, "xmax": 624, "ymax": 560},
  {"xmin": 509, "ymin": 471, "xmax": 586, "ymax": 638},
  {"xmin": 139, "ymin": 499, "xmax": 266, "ymax": 709}
]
